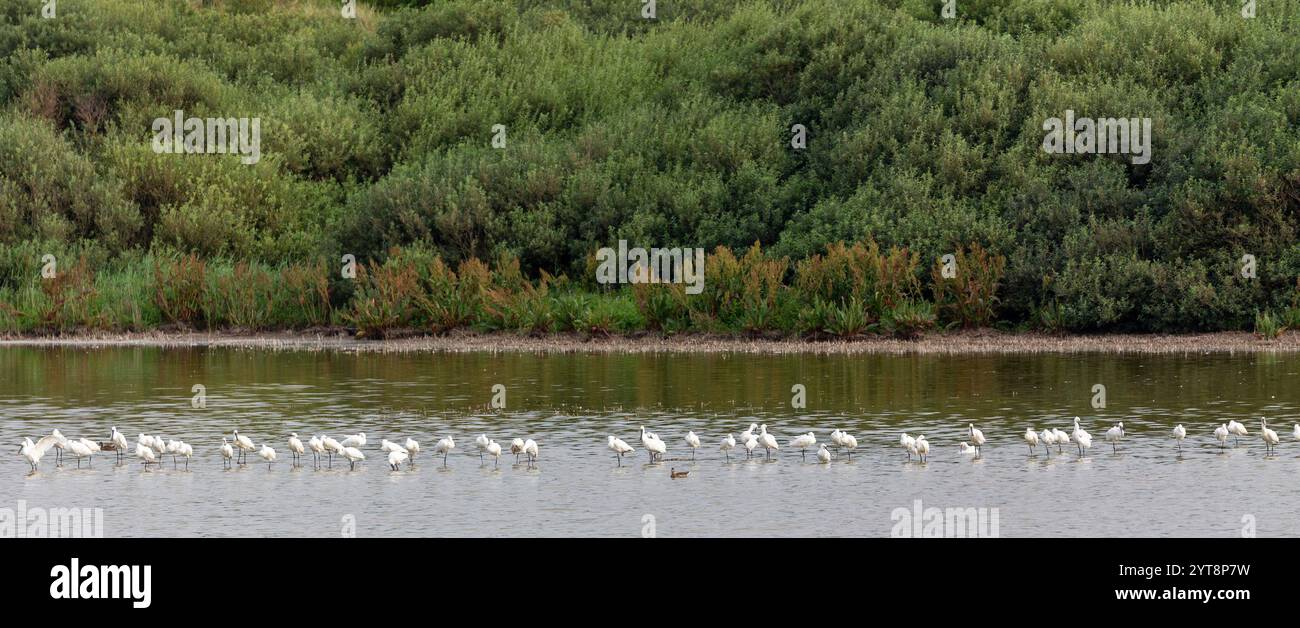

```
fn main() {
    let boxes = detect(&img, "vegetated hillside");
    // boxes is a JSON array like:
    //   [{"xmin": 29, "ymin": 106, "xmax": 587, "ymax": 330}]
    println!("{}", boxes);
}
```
[{"xmin": 0, "ymin": 0, "xmax": 1297, "ymax": 335}]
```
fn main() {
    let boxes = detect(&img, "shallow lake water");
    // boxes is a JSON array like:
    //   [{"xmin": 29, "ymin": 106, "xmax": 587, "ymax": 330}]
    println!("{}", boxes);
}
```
[{"xmin": 3, "ymin": 346, "xmax": 1299, "ymax": 537}]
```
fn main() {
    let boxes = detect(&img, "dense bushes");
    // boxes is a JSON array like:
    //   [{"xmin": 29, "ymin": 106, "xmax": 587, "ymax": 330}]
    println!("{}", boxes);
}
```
[{"xmin": 1, "ymin": 0, "xmax": 1299, "ymax": 335}]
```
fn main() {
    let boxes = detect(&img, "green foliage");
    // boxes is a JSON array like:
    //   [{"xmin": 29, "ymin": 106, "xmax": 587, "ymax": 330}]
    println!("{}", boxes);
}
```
[{"xmin": 2, "ymin": 0, "xmax": 1299, "ymax": 335}]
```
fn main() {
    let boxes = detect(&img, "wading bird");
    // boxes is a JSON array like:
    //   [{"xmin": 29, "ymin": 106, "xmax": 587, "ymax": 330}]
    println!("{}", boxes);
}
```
[
  {"xmin": 18, "ymin": 438, "xmax": 46, "ymax": 471},
  {"xmin": 914, "ymin": 435, "xmax": 930, "ymax": 462},
  {"xmin": 1261, "ymin": 418, "xmax": 1279, "ymax": 455},
  {"xmin": 742, "ymin": 435, "xmax": 758, "ymax": 459},
  {"xmin": 608, "ymin": 435, "xmax": 635, "ymax": 466},
  {"xmin": 341, "ymin": 446, "xmax": 365, "ymax": 470},
  {"xmin": 288, "ymin": 434, "xmax": 305, "ymax": 467},
  {"xmin": 136, "ymin": 442, "xmax": 157, "ymax": 467},
  {"xmin": 404, "ymin": 438, "xmax": 420, "ymax": 461},
  {"xmin": 958, "ymin": 442, "xmax": 977, "ymax": 456},
  {"xmin": 258, "ymin": 444, "xmax": 276, "ymax": 468},
  {"xmin": 434, "ymin": 435, "xmax": 456, "ymax": 467},
  {"xmin": 758, "ymin": 425, "xmax": 779, "ymax": 459},
  {"xmin": 232, "ymin": 430, "xmax": 255, "ymax": 465},
  {"xmin": 719, "ymin": 434, "xmax": 736, "ymax": 462},
  {"xmin": 900, "ymin": 433, "xmax": 916, "ymax": 460},
  {"xmin": 220, "ymin": 438, "xmax": 234, "ymax": 468},
  {"xmin": 640, "ymin": 427, "xmax": 666, "ymax": 463},
  {"xmin": 475, "ymin": 434, "xmax": 490, "ymax": 462},
  {"xmin": 523, "ymin": 439, "xmax": 538, "ymax": 467},
  {"xmin": 510, "ymin": 438, "xmax": 526, "ymax": 463},
  {"xmin": 340, "ymin": 433, "xmax": 366, "ymax": 449},
  {"xmin": 1039, "ymin": 429, "xmax": 1055, "ymax": 457},
  {"xmin": 1052, "ymin": 428, "xmax": 1070, "ymax": 453},
  {"xmin": 967, "ymin": 424, "xmax": 985, "ymax": 457},
  {"xmin": 816, "ymin": 444, "xmax": 831, "ymax": 464},
  {"xmin": 1024, "ymin": 427, "xmax": 1039, "ymax": 455},
  {"xmin": 308, "ymin": 435, "xmax": 324, "ymax": 467},
  {"xmin": 486, "ymin": 439, "xmax": 502, "ymax": 468},
  {"xmin": 387, "ymin": 449, "xmax": 408, "ymax": 471},
  {"xmin": 685, "ymin": 431, "xmax": 701, "ymax": 459},
  {"xmin": 1214, "ymin": 424, "xmax": 1230, "ymax": 449},
  {"xmin": 110, "ymin": 428, "xmax": 129, "ymax": 461},
  {"xmin": 1172, "ymin": 424, "xmax": 1186, "ymax": 451},
  {"xmin": 1227, "ymin": 420, "xmax": 1248, "ymax": 446},
  {"xmin": 322, "ymin": 435, "xmax": 344, "ymax": 467},
  {"xmin": 1072, "ymin": 418, "xmax": 1092, "ymax": 457},
  {"xmin": 788, "ymin": 432, "xmax": 816, "ymax": 461},
  {"xmin": 1104, "ymin": 422, "xmax": 1125, "ymax": 453},
  {"xmin": 840, "ymin": 432, "xmax": 858, "ymax": 459}
]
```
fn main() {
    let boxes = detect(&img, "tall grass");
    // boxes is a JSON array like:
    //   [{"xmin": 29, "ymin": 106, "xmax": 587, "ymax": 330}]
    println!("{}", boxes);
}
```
[{"xmin": 0, "ymin": 240, "xmax": 1009, "ymax": 339}]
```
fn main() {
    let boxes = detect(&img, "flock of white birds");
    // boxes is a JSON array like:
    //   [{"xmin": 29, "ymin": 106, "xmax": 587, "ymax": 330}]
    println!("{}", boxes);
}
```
[{"xmin": 15, "ymin": 416, "xmax": 1298, "ymax": 473}]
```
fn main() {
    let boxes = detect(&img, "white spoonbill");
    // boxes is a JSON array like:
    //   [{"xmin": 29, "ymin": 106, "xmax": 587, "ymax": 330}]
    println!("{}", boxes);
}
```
[
  {"xmin": 958, "ymin": 442, "xmax": 977, "ymax": 455},
  {"xmin": 788, "ymin": 432, "xmax": 816, "ymax": 461},
  {"xmin": 18, "ymin": 438, "xmax": 45, "ymax": 471},
  {"xmin": 1023, "ymin": 427, "xmax": 1039, "ymax": 455},
  {"xmin": 719, "ymin": 434, "xmax": 736, "ymax": 462},
  {"xmin": 1104, "ymin": 422, "xmax": 1125, "ymax": 453},
  {"xmin": 1227, "ymin": 420, "xmax": 1248, "ymax": 446},
  {"xmin": 1214, "ymin": 424, "xmax": 1230, "ymax": 449},
  {"xmin": 523, "ymin": 439, "xmax": 539, "ymax": 467},
  {"xmin": 967, "ymin": 424, "xmax": 985, "ymax": 456},
  {"xmin": 220, "ymin": 438, "xmax": 234, "ymax": 468},
  {"xmin": 830, "ymin": 429, "xmax": 845, "ymax": 450},
  {"xmin": 404, "ymin": 438, "xmax": 420, "ymax": 461},
  {"xmin": 640, "ymin": 426, "xmax": 666, "ymax": 462},
  {"xmin": 380, "ymin": 439, "xmax": 408, "ymax": 454},
  {"xmin": 475, "ymin": 434, "xmax": 491, "ymax": 462},
  {"xmin": 485, "ymin": 439, "xmax": 503, "ymax": 468},
  {"xmin": 232, "ymin": 430, "xmax": 255, "ymax": 465},
  {"xmin": 509, "ymin": 438, "xmax": 526, "ymax": 462},
  {"xmin": 64, "ymin": 439, "xmax": 93, "ymax": 468},
  {"xmin": 44, "ymin": 430, "xmax": 67, "ymax": 465},
  {"xmin": 739, "ymin": 423, "xmax": 758, "ymax": 445},
  {"xmin": 1051, "ymin": 428, "xmax": 1069, "ymax": 453},
  {"xmin": 387, "ymin": 449, "xmax": 409, "ymax": 470},
  {"xmin": 608, "ymin": 435, "xmax": 635, "ymax": 466},
  {"xmin": 1293, "ymin": 424, "xmax": 1300, "ymax": 441},
  {"xmin": 109, "ymin": 427, "xmax": 129, "ymax": 460},
  {"xmin": 77, "ymin": 437, "xmax": 102, "ymax": 459},
  {"xmin": 900, "ymin": 433, "xmax": 916, "ymax": 460},
  {"xmin": 135, "ymin": 442, "xmax": 157, "ymax": 467},
  {"xmin": 434, "ymin": 435, "xmax": 456, "ymax": 466},
  {"xmin": 340, "ymin": 433, "xmax": 367, "ymax": 449},
  {"xmin": 1072, "ymin": 418, "xmax": 1092, "ymax": 457},
  {"xmin": 840, "ymin": 432, "xmax": 858, "ymax": 459},
  {"xmin": 307, "ymin": 435, "xmax": 325, "ymax": 467},
  {"xmin": 816, "ymin": 444, "xmax": 831, "ymax": 464},
  {"xmin": 1260, "ymin": 418, "xmax": 1279, "ymax": 455},
  {"xmin": 258, "ymin": 444, "xmax": 276, "ymax": 468},
  {"xmin": 742, "ymin": 435, "xmax": 759, "ymax": 459},
  {"xmin": 684, "ymin": 431, "xmax": 701, "ymax": 459},
  {"xmin": 178, "ymin": 442, "xmax": 193, "ymax": 469},
  {"xmin": 1039, "ymin": 429, "xmax": 1055, "ymax": 457},
  {"xmin": 341, "ymin": 446, "xmax": 365, "ymax": 470},
  {"xmin": 287, "ymin": 433, "xmax": 305, "ymax": 466},
  {"xmin": 322, "ymin": 435, "xmax": 344, "ymax": 467},
  {"xmin": 1171, "ymin": 424, "xmax": 1186, "ymax": 451},
  {"xmin": 757, "ymin": 425, "xmax": 779, "ymax": 459},
  {"xmin": 914, "ymin": 435, "xmax": 930, "ymax": 462}
]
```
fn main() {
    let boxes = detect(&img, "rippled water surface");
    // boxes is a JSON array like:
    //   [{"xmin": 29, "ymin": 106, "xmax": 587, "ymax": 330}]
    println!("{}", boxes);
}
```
[{"xmin": 3, "ymin": 347, "xmax": 1299, "ymax": 537}]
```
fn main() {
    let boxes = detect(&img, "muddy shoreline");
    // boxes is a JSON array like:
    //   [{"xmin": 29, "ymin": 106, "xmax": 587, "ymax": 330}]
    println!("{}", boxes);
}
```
[{"xmin": 1, "ymin": 329, "xmax": 1296, "ymax": 354}]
